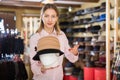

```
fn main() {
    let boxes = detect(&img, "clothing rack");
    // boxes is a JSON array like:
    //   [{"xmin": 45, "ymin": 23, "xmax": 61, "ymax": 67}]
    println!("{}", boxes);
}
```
[
  {"xmin": 0, "ymin": 35, "xmax": 24, "ymax": 56},
  {"xmin": 0, "ymin": 59, "xmax": 28, "ymax": 80}
]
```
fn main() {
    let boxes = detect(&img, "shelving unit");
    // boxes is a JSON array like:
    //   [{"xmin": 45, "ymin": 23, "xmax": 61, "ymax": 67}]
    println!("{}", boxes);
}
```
[
  {"xmin": 60, "ymin": 1, "xmax": 116, "ymax": 80},
  {"xmin": 111, "ymin": 0, "xmax": 120, "ymax": 80},
  {"xmin": 60, "ymin": 1, "xmax": 110, "ymax": 65}
]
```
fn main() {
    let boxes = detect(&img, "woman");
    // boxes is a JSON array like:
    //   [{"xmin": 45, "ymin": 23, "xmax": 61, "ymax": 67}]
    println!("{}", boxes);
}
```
[{"xmin": 29, "ymin": 4, "xmax": 79, "ymax": 80}]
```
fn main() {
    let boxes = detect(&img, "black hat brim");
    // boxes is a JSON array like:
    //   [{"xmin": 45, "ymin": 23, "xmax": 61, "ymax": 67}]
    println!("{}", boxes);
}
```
[{"xmin": 33, "ymin": 49, "xmax": 64, "ymax": 61}]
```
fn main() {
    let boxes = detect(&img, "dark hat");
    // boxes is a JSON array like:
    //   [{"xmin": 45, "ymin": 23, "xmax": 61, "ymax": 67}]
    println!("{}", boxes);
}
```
[
  {"xmin": 83, "ymin": 18, "xmax": 92, "ymax": 24},
  {"xmin": 77, "ymin": 37, "xmax": 85, "ymax": 42},
  {"xmin": 90, "ymin": 25, "xmax": 101, "ymax": 34},
  {"xmin": 93, "ymin": 45, "xmax": 100, "ymax": 51},
  {"xmin": 75, "ymin": 9, "xmax": 84, "ymax": 16},
  {"xmin": 85, "ymin": 45, "xmax": 93, "ymax": 51},
  {"xmin": 84, "ymin": 37, "xmax": 92, "ymax": 42},
  {"xmin": 33, "ymin": 36, "xmax": 64, "ymax": 61},
  {"xmin": 78, "ymin": 45, "xmax": 85, "ymax": 51},
  {"xmin": 73, "ymin": 28, "xmax": 86, "ymax": 33}
]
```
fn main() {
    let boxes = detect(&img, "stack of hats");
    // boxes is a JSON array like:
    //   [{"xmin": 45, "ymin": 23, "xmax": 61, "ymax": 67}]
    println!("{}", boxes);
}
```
[{"xmin": 33, "ymin": 36, "xmax": 64, "ymax": 68}]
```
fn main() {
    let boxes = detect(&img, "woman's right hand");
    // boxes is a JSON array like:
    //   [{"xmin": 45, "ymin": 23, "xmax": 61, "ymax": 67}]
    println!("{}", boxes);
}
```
[
  {"xmin": 41, "ymin": 65, "xmax": 60, "ymax": 73},
  {"xmin": 41, "ymin": 65, "xmax": 46, "ymax": 73}
]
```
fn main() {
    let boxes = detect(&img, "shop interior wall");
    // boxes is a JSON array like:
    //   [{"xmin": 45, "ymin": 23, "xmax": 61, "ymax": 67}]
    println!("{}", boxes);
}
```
[
  {"xmin": 0, "ymin": 0, "xmax": 118, "ymax": 34},
  {"xmin": 0, "ymin": 7, "xmax": 40, "ymax": 32},
  {"xmin": 0, "ymin": 1, "xmax": 119, "ymax": 80}
]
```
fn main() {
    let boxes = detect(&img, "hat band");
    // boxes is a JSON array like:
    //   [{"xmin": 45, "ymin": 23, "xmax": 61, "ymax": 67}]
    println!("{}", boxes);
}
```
[
  {"xmin": 33, "ymin": 49, "xmax": 64, "ymax": 60},
  {"xmin": 37, "ymin": 49, "xmax": 64, "ymax": 55}
]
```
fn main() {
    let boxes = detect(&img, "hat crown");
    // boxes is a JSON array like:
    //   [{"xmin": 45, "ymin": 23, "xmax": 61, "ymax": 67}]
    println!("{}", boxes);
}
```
[{"xmin": 37, "ymin": 36, "xmax": 60, "ymax": 51}]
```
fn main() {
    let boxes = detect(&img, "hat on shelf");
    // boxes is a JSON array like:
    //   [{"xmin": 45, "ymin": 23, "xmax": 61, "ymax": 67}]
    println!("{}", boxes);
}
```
[
  {"xmin": 84, "ymin": 37, "xmax": 92, "ymax": 42},
  {"xmin": 78, "ymin": 45, "xmax": 85, "ymax": 51},
  {"xmin": 100, "ymin": 23, "xmax": 106, "ymax": 31},
  {"xmin": 92, "ymin": 6, "xmax": 101, "ymax": 12},
  {"xmin": 83, "ymin": 18, "xmax": 92, "ymax": 24},
  {"xmin": 82, "ymin": 8, "xmax": 94, "ymax": 14},
  {"xmin": 77, "ymin": 19, "xmax": 84, "ymax": 25},
  {"xmin": 97, "ymin": 36, "xmax": 106, "ymax": 42},
  {"xmin": 93, "ymin": 45, "xmax": 101, "ymax": 51},
  {"xmin": 89, "ymin": 14, "xmax": 100, "ymax": 23},
  {"xmin": 97, "ymin": 13, "xmax": 106, "ymax": 22},
  {"xmin": 75, "ymin": 9, "xmax": 84, "ymax": 16},
  {"xmin": 85, "ymin": 45, "xmax": 93, "ymax": 51},
  {"xmin": 77, "ymin": 37, "xmax": 85, "ymax": 42},
  {"xmin": 33, "ymin": 36, "xmax": 64, "ymax": 68},
  {"xmin": 91, "ymin": 36, "xmax": 98, "ymax": 42},
  {"xmin": 90, "ymin": 25, "xmax": 101, "ymax": 34}
]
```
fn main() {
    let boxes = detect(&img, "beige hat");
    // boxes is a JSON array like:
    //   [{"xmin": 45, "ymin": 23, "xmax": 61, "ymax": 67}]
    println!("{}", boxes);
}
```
[
  {"xmin": 33, "ymin": 36, "xmax": 64, "ymax": 61},
  {"xmin": 97, "ymin": 36, "xmax": 106, "ymax": 42}
]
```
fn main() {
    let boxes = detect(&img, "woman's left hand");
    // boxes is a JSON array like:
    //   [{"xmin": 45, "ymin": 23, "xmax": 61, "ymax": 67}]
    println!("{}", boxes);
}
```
[{"xmin": 69, "ymin": 44, "xmax": 79, "ymax": 56}]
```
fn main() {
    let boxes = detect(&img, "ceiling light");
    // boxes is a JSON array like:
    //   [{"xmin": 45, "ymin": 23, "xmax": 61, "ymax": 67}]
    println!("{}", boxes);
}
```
[
  {"xmin": 54, "ymin": 1, "xmax": 84, "ymax": 5},
  {"xmin": 21, "ymin": 0, "xmax": 42, "ymax": 2},
  {"xmin": 42, "ymin": 0, "xmax": 54, "ymax": 4},
  {"xmin": 68, "ymin": 6, "xmax": 72, "ymax": 12}
]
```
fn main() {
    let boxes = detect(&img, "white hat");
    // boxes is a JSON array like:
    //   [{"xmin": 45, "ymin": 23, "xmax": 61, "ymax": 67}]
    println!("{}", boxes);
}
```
[{"xmin": 33, "ymin": 36, "xmax": 64, "ymax": 68}]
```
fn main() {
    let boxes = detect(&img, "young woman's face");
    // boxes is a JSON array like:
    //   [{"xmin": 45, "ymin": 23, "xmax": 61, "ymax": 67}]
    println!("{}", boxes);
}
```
[{"xmin": 42, "ymin": 8, "xmax": 58, "ymax": 28}]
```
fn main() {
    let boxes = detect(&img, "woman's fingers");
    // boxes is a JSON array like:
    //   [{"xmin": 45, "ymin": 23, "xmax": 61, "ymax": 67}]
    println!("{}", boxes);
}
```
[
  {"xmin": 41, "ymin": 65, "xmax": 46, "ymax": 73},
  {"xmin": 41, "ymin": 65, "xmax": 60, "ymax": 73},
  {"xmin": 69, "ymin": 44, "xmax": 79, "ymax": 56}
]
